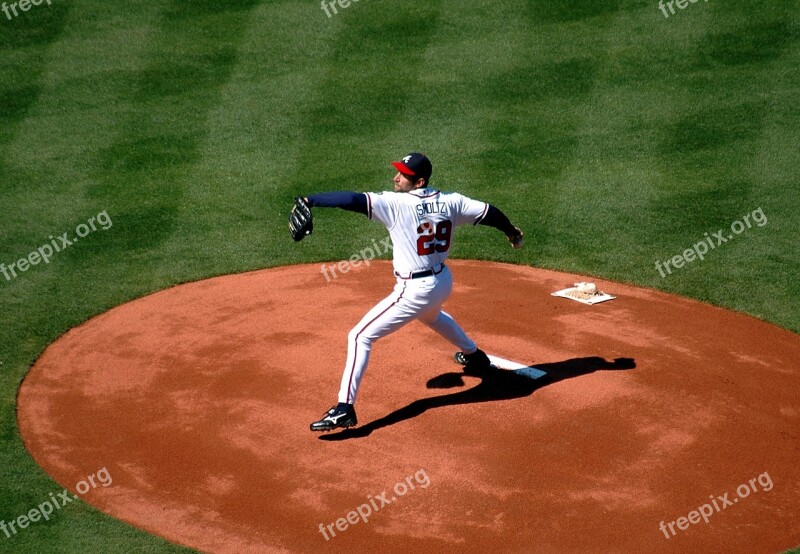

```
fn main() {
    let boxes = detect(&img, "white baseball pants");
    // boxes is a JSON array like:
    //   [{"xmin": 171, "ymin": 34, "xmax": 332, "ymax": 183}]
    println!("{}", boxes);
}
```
[{"xmin": 338, "ymin": 265, "xmax": 477, "ymax": 404}]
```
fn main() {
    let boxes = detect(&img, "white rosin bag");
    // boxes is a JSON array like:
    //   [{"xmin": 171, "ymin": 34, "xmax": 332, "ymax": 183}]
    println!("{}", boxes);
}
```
[{"xmin": 551, "ymin": 281, "xmax": 616, "ymax": 305}]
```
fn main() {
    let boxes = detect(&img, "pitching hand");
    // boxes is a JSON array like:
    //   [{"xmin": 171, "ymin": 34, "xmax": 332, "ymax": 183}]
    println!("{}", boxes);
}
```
[{"xmin": 508, "ymin": 227, "xmax": 524, "ymax": 249}]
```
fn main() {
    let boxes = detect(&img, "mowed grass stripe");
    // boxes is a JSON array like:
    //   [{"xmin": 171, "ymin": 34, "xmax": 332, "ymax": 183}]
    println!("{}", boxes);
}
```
[
  {"xmin": 539, "ymin": 2, "xmax": 749, "ymax": 275},
  {"xmin": 639, "ymin": 4, "xmax": 800, "ymax": 327},
  {"xmin": 471, "ymin": 1, "xmax": 627, "ymax": 268},
  {"xmin": 0, "ymin": 2, "xmax": 166, "ymax": 301},
  {"xmin": 531, "ymin": 3, "xmax": 662, "ymax": 274},
  {"xmin": 0, "ymin": 2, "xmax": 72, "ymax": 240},
  {"xmin": 84, "ymin": 0, "xmax": 260, "ymax": 279},
  {"xmin": 155, "ymin": 2, "xmax": 345, "ymax": 275},
  {"xmin": 742, "ymin": 15, "xmax": 800, "ymax": 329},
  {"xmin": 279, "ymin": 0, "xmax": 446, "ymax": 258}
]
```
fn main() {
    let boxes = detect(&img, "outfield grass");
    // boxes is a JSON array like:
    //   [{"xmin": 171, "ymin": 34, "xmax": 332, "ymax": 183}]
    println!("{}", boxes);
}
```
[{"xmin": 0, "ymin": 0, "xmax": 798, "ymax": 551}]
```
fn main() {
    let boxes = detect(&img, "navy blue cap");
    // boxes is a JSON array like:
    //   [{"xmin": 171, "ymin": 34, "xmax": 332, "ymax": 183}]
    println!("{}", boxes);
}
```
[{"xmin": 391, "ymin": 152, "xmax": 432, "ymax": 183}]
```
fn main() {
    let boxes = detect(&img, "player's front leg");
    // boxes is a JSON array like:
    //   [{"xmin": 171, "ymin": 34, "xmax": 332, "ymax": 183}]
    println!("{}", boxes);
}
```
[
  {"xmin": 309, "ymin": 283, "xmax": 422, "ymax": 431},
  {"xmin": 419, "ymin": 309, "xmax": 476, "ymax": 353}
]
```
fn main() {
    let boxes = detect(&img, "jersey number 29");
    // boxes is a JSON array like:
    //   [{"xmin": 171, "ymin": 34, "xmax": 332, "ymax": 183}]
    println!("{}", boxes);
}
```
[{"xmin": 416, "ymin": 220, "xmax": 453, "ymax": 255}]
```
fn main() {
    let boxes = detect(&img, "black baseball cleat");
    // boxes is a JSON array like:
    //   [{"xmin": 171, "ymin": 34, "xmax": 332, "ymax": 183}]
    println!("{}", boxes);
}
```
[
  {"xmin": 310, "ymin": 403, "xmax": 357, "ymax": 432},
  {"xmin": 454, "ymin": 348, "xmax": 492, "ymax": 374}
]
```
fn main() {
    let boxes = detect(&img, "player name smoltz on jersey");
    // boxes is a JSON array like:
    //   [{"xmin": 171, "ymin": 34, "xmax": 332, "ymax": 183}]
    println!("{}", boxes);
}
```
[{"xmin": 416, "ymin": 201, "xmax": 447, "ymax": 220}]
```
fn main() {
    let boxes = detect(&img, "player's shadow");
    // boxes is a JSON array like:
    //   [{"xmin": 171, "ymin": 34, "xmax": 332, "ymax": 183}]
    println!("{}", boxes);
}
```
[{"xmin": 318, "ymin": 356, "xmax": 635, "ymax": 441}]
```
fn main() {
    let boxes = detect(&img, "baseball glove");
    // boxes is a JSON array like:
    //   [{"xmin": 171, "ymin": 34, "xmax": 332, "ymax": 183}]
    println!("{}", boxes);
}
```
[{"xmin": 289, "ymin": 196, "xmax": 313, "ymax": 242}]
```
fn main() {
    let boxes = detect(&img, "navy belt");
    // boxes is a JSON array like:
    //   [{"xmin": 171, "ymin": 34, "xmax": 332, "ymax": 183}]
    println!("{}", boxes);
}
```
[{"xmin": 395, "ymin": 264, "xmax": 445, "ymax": 280}]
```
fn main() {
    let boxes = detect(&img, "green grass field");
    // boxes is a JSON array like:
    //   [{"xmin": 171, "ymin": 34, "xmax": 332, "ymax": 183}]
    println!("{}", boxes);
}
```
[{"xmin": 1, "ymin": 0, "xmax": 798, "ymax": 551}]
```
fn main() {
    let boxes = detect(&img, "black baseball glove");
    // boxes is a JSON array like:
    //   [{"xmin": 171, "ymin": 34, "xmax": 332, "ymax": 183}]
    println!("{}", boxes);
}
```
[{"xmin": 289, "ymin": 196, "xmax": 313, "ymax": 242}]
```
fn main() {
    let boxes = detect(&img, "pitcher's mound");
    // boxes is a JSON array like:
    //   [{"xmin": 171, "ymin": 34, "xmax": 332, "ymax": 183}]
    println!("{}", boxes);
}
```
[{"xmin": 18, "ymin": 261, "xmax": 800, "ymax": 553}]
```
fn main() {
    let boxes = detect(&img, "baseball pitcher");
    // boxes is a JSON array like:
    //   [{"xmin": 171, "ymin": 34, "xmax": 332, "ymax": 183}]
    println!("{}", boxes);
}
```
[{"xmin": 290, "ymin": 153, "xmax": 524, "ymax": 431}]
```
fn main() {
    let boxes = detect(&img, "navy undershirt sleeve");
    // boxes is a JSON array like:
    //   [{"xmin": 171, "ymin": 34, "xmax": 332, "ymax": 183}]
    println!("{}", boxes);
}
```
[
  {"xmin": 479, "ymin": 205, "xmax": 517, "ymax": 236},
  {"xmin": 306, "ymin": 191, "xmax": 368, "ymax": 215}
]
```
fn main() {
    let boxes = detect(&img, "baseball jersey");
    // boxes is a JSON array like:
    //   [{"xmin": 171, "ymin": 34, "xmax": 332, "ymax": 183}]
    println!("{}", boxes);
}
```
[{"xmin": 366, "ymin": 188, "xmax": 488, "ymax": 274}]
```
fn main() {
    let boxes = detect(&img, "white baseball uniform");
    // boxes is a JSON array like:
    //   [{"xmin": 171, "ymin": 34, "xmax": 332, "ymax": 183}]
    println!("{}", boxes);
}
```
[{"xmin": 338, "ymin": 187, "xmax": 489, "ymax": 404}]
